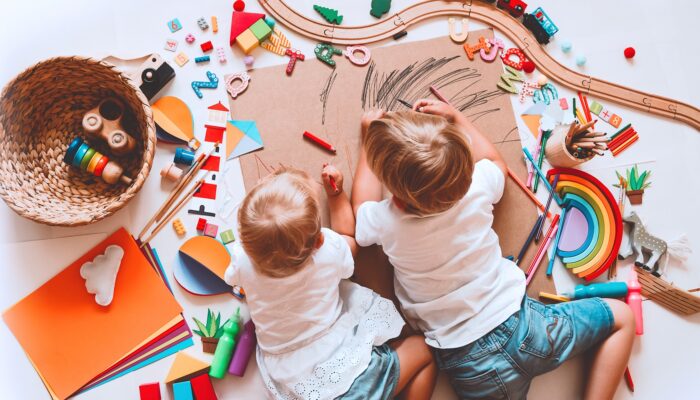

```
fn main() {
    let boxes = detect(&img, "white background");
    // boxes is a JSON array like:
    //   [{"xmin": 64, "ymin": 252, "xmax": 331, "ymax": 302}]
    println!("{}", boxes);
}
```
[{"xmin": 1, "ymin": 0, "xmax": 699, "ymax": 399}]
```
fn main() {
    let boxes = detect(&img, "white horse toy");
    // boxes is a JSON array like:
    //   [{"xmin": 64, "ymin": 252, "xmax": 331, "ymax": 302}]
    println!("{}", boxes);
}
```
[{"xmin": 619, "ymin": 212, "xmax": 691, "ymax": 277}]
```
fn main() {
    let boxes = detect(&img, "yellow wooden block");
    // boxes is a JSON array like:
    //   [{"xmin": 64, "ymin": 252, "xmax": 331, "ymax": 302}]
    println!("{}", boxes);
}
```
[{"xmin": 235, "ymin": 29, "xmax": 259, "ymax": 54}]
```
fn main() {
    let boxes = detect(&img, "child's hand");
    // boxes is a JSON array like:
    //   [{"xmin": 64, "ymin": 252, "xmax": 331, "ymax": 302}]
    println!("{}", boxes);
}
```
[
  {"xmin": 322, "ymin": 163, "xmax": 343, "ymax": 196},
  {"xmin": 413, "ymin": 99, "xmax": 459, "ymax": 123},
  {"xmin": 361, "ymin": 109, "xmax": 384, "ymax": 140}
]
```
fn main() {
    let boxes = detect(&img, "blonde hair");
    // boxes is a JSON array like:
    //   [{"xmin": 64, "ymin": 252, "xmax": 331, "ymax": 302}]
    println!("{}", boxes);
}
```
[
  {"xmin": 365, "ymin": 111, "xmax": 474, "ymax": 215},
  {"xmin": 238, "ymin": 167, "xmax": 322, "ymax": 278}
]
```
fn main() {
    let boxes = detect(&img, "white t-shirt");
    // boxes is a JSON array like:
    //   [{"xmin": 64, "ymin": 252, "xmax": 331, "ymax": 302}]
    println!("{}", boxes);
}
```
[
  {"xmin": 225, "ymin": 228, "xmax": 404, "ymax": 399},
  {"xmin": 356, "ymin": 159, "xmax": 526, "ymax": 349}
]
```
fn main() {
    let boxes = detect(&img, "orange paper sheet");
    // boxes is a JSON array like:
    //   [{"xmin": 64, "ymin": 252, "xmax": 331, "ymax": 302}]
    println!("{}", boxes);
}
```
[{"xmin": 2, "ymin": 228, "xmax": 183, "ymax": 400}]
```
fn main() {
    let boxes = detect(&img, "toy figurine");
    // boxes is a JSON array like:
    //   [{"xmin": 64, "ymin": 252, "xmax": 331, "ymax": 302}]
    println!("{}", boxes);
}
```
[{"xmin": 619, "ymin": 212, "xmax": 691, "ymax": 277}]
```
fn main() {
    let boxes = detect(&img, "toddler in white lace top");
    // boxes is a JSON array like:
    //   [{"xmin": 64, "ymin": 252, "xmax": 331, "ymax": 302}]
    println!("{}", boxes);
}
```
[{"xmin": 224, "ymin": 166, "xmax": 437, "ymax": 400}]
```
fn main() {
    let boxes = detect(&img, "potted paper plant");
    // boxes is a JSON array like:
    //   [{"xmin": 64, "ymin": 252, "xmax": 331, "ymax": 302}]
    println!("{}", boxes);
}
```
[
  {"xmin": 616, "ymin": 165, "xmax": 651, "ymax": 205},
  {"xmin": 192, "ymin": 309, "xmax": 228, "ymax": 354}
]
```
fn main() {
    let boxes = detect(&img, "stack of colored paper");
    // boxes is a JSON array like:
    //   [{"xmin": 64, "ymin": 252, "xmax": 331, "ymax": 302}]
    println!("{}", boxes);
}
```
[{"xmin": 2, "ymin": 228, "xmax": 192, "ymax": 400}]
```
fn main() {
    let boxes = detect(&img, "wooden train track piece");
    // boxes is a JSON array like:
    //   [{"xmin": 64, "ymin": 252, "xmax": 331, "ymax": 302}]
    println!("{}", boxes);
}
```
[
  {"xmin": 636, "ymin": 267, "xmax": 700, "ymax": 315},
  {"xmin": 259, "ymin": 0, "xmax": 700, "ymax": 130}
]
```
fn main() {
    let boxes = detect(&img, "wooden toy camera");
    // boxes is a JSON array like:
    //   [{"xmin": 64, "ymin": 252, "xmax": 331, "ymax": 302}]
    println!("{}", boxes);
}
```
[{"xmin": 82, "ymin": 97, "xmax": 136, "ymax": 155}]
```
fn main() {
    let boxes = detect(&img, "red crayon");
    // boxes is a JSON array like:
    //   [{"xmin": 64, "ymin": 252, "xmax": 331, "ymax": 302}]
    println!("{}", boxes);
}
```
[
  {"xmin": 329, "ymin": 175, "xmax": 338, "ymax": 192},
  {"xmin": 303, "ymin": 131, "xmax": 336, "ymax": 153},
  {"xmin": 624, "ymin": 366, "xmax": 634, "ymax": 392}
]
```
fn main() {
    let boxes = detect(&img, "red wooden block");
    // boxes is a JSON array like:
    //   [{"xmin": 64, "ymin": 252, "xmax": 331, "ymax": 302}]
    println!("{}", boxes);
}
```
[
  {"xmin": 201, "ymin": 156, "xmax": 221, "ymax": 172},
  {"xmin": 201, "ymin": 41, "xmax": 214, "ymax": 52},
  {"xmin": 139, "ymin": 382, "xmax": 161, "ymax": 400},
  {"xmin": 191, "ymin": 373, "xmax": 218, "ymax": 400},
  {"xmin": 193, "ymin": 182, "xmax": 217, "ymax": 200},
  {"xmin": 196, "ymin": 217, "xmax": 207, "ymax": 231},
  {"xmin": 204, "ymin": 125, "xmax": 225, "ymax": 143}
]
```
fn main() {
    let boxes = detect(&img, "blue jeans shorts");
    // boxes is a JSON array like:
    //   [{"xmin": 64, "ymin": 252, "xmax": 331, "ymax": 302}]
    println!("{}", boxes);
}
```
[
  {"xmin": 434, "ymin": 296, "xmax": 614, "ymax": 400},
  {"xmin": 338, "ymin": 344, "xmax": 399, "ymax": 400}
]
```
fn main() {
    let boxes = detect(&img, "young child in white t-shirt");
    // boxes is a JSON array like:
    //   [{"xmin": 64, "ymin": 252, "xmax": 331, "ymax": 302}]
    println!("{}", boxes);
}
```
[
  {"xmin": 351, "ymin": 104, "xmax": 634, "ymax": 400},
  {"xmin": 224, "ymin": 166, "xmax": 437, "ymax": 400}
]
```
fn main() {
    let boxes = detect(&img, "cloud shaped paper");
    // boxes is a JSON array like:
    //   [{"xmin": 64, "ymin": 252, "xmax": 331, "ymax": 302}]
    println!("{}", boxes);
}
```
[{"xmin": 80, "ymin": 245, "xmax": 124, "ymax": 306}]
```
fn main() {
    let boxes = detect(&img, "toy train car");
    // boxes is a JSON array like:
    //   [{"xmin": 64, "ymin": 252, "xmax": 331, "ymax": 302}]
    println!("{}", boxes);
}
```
[
  {"xmin": 523, "ymin": 7, "xmax": 559, "ymax": 44},
  {"xmin": 496, "ymin": 0, "xmax": 527, "ymax": 18}
]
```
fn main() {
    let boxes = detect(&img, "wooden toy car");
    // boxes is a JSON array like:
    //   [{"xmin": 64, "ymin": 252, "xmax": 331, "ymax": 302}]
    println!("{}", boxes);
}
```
[
  {"xmin": 497, "ymin": 0, "xmax": 527, "ymax": 18},
  {"xmin": 523, "ymin": 7, "xmax": 558, "ymax": 44}
]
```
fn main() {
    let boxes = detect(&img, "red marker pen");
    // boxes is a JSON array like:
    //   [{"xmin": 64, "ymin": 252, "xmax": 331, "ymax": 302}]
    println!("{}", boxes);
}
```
[
  {"xmin": 303, "ymin": 131, "xmax": 336, "ymax": 153},
  {"xmin": 329, "ymin": 176, "xmax": 338, "ymax": 192}
]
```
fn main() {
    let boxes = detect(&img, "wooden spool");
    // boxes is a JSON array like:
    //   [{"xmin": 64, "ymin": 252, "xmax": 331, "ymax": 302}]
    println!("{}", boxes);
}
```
[{"xmin": 544, "ymin": 123, "xmax": 593, "ymax": 168}]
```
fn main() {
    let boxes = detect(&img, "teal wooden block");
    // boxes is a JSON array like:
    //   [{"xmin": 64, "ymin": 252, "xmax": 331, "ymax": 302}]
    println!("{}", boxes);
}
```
[
  {"xmin": 249, "ymin": 19, "xmax": 272, "ymax": 43},
  {"xmin": 220, "ymin": 229, "xmax": 235, "ymax": 244},
  {"xmin": 173, "ymin": 380, "xmax": 194, "ymax": 400}
]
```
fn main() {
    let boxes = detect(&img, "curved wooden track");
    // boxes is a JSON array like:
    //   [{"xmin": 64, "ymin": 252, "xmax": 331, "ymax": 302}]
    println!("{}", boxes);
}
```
[{"xmin": 260, "ymin": 0, "xmax": 700, "ymax": 130}]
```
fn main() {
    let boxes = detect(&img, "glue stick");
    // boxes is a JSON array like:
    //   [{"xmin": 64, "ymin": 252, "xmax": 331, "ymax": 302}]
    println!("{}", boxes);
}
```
[
  {"xmin": 209, "ymin": 308, "xmax": 241, "ymax": 379},
  {"xmin": 228, "ymin": 320, "xmax": 256, "ymax": 376},
  {"xmin": 564, "ymin": 282, "xmax": 628, "ymax": 300},
  {"xmin": 626, "ymin": 270, "xmax": 644, "ymax": 335}
]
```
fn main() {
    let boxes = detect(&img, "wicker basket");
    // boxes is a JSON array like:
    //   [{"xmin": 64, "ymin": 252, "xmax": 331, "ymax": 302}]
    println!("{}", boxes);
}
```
[{"xmin": 0, "ymin": 57, "xmax": 156, "ymax": 226}]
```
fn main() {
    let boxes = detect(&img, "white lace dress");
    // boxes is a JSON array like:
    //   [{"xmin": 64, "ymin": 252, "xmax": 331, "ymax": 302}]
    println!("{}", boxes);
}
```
[{"xmin": 224, "ymin": 228, "xmax": 405, "ymax": 400}]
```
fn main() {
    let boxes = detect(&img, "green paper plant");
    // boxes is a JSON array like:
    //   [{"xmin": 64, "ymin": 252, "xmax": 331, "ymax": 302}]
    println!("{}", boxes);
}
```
[
  {"xmin": 192, "ymin": 309, "xmax": 227, "ymax": 339},
  {"xmin": 615, "ymin": 165, "xmax": 651, "ymax": 191}
]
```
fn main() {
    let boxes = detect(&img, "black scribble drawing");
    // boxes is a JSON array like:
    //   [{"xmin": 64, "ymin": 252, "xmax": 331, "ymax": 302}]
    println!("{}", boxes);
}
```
[
  {"xmin": 360, "ymin": 57, "xmax": 506, "ymax": 120},
  {"xmin": 320, "ymin": 70, "xmax": 337, "ymax": 125},
  {"xmin": 494, "ymin": 127, "xmax": 522, "ymax": 146}
]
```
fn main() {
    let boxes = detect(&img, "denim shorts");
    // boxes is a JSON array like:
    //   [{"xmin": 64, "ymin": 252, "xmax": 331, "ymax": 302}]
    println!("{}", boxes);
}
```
[
  {"xmin": 337, "ymin": 344, "xmax": 399, "ymax": 400},
  {"xmin": 434, "ymin": 296, "xmax": 614, "ymax": 400}
]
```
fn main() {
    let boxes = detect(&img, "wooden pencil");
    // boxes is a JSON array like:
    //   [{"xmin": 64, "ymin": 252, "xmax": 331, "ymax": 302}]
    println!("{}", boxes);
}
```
[
  {"xmin": 140, "ymin": 179, "xmax": 205, "ymax": 247},
  {"xmin": 429, "ymin": 85, "xmax": 451, "ymax": 105},
  {"xmin": 526, "ymin": 214, "xmax": 561, "ymax": 285},
  {"xmin": 574, "ymin": 136, "xmax": 609, "ymax": 143}
]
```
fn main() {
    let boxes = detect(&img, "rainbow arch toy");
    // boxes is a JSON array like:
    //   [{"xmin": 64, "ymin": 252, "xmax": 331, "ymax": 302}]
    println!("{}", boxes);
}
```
[{"xmin": 547, "ymin": 168, "xmax": 623, "ymax": 281}]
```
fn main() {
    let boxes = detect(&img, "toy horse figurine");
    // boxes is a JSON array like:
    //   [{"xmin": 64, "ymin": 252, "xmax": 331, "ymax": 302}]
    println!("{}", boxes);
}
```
[{"xmin": 619, "ymin": 212, "xmax": 691, "ymax": 277}]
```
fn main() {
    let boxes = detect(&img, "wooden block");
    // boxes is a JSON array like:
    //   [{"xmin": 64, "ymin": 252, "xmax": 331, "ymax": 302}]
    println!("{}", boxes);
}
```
[
  {"xmin": 203, "ymin": 223, "xmax": 218, "ymax": 238},
  {"xmin": 167, "ymin": 18, "xmax": 182, "ymax": 33},
  {"xmin": 196, "ymin": 218, "xmax": 207, "ymax": 231},
  {"xmin": 249, "ymin": 19, "xmax": 272, "ymax": 43},
  {"xmin": 166, "ymin": 352, "xmax": 210, "ymax": 384},
  {"xmin": 190, "ymin": 373, "xmax": 218, "ymax": 400},
  {"xmin": 174, "ymin": 52, "xmax": 189, "ymax": 67},
  {"xmin": 220, "ymin": 229, "xmax": 235, "ymax": 244},
  {"xmin": 164, "ymin": 38, "xmax": 178, "ymax": 52},
  {"xmin": 173, "ymin": 381, "xmax": 194, "ymax": 400},
  {"xmin": 235, "ymin": 29, "xmax": 260, "ymax": 54},
  {"xmin": 598, "ymin": 108, "xmax": 612, "ymax": 122},
  {"xmin": 139, "ymin": 382, "xmax": 161, "ymax": 400},
  {"xmin": 609, "ymin": 114, "xmax": 622, "ymax": 128},
  {"xmin": 589, "ymin": 100, "xmax": 603, "ymax": 115},
  {"xmin": 201, "ymin": 41, "xmax": 214, "ymax": 53}
]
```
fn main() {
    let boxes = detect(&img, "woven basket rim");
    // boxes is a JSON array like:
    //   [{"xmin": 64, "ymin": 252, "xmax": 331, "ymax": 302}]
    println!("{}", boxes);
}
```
[{"xmin": 0, "ymin": 56, "xmax": 156, "ymax": 226}]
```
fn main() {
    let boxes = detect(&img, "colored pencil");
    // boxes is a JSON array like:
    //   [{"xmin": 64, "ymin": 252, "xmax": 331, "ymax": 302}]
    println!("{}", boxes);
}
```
[
  {"xmin": 516, "ymin": 214, "xmax": 545, "ymax": 265},
  {"xmin": 533, "ymin": 131, "xmax": 549, "ymax": 192},
  {"xmin": 611, "ymin": 135, "xmax": 639, "ymax": 156},
  {"xmin": 539, "ymin": 292, "xmax": 570, "ymax": 302},
  {"xmin": 610, "ymin": 123, "xmax": 632, "ymax": 141},
  {"xmin": 329, "ymin": 175, "xmax": 338, "ymax": 192},
  {"xmin": 572, "ymin": 98, "xmax": 577, "ymax": 119},
  {"xmin": 397, "ymin": 98, "xmax": 413, "ymax": 109},
  {"xmin": 574, "ymin": 136, "xmax": 609, "ymax": 143},
  {"xmin": 608, "ymin": 128, "xmax": 637, "ymax": 150},
  {"xmin": 429, "ymin": 85, "xmax": 451, "ymax": 104},
  {"xmin": 536, "ymin": 174, "xmax": 559, "ymax": 241},
  {"xmin": 522, "ymin": 147, "xmax": 554, "ymax": 196},
  {"xmin": 526, "ymin": 213, "xmax": 560, "ymax": 286},
  {"xmin": 303, "ymin": 131, "xmax": 336, "ymax": 153},
  {"xmin": 507, "ymin": 167, "xmax": 552, "ymax": 218},
  {"xmin": 532, "ymin": 140, "xmax": 542, "ymax": 192},
  {"xmin": 624, "ymin": 367, "xmax": 635, "ymax": 392},
  {"xmin": 546, "ymin": 207, "xmax": 567, "ymax": 276},
  {"xmin": 526, "ymin": 160, "xmax": 534, "ymax": 188}
]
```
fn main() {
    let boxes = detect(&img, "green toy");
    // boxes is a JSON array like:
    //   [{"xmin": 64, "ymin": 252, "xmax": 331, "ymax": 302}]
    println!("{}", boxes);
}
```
[
  {"xmin": 314, "ymin": 43, "xmax": 343, "ymax": 67},
  {"xmin": 370, "ymin": 0, "xmax": 391, "ymax": 18},
  {"xmin": 313, "ymin": 5, "xmax": 343, "ymax": 25},
  {"xmin": 209, "ymin": 308, "xmax": 241, "ymax": 379}
]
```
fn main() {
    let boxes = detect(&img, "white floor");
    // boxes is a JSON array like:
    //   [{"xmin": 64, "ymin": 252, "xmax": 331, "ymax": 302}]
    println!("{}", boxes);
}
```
[{"xmin": 0, "ymin": 1, "xmax": 698, "ymax": 399}]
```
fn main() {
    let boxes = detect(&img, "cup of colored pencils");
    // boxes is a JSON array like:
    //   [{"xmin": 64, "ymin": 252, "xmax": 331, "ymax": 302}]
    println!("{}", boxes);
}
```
[{"xmin": 544, "ymin": 121, "xmax": 608, "ymax": 167}]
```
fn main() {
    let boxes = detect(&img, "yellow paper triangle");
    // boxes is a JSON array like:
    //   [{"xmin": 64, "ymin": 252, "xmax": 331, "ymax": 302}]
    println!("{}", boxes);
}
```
[
  {"xmin": 165, "ymin": 352, "xmax": 210, "ymax": 384},
  {"xmin": 226, "ymin": 122, "xmax": 245, "ymax": 159},
  {"xmin": 520, "ymin": 114, "xmax": 542, "ymax": 139}
]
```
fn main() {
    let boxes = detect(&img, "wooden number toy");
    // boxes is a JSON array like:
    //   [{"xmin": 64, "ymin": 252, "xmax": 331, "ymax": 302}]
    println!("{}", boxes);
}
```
[
  {"xmin": 63, "ymin": 137, "xmax": 132, "ymax": 185},
  {"xmin": 343, "ymin": 45, "xmax": 371, "ymax": 66},
  {"xmin": 225, "ymin": 72, "xmax": 251, "ymax": 98},
  {"xmin": 82, "ymin": 98, "xmax": 136, "ymax": 155},
  {"xmin": 314, "ymin": 43, "xmax": 343, "ymax": 67},
  {"xmin": 191, "ymin": 71, "xmax": 219, "ymax": 99}
]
